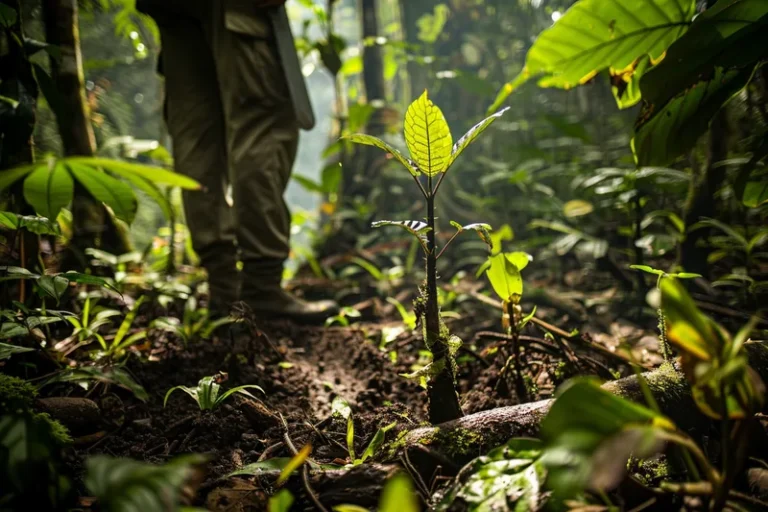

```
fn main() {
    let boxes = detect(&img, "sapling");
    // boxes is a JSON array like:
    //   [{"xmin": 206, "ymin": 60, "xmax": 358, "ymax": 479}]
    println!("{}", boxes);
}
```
[
  {"xmin": 344, "ymin": 90, "xmax": 508, "ymax": 423},
  {"xmin": 485, "ymin": 252, "xmax": 536, "ymax": 400}
]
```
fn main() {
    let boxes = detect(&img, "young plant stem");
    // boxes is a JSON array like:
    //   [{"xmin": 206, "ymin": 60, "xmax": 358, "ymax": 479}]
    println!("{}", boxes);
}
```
[
  {"xmin": 424, "ymin": 176, "xmax": 462, "ymax": 424},
  {"xmin": 505, "ymin": 301, "xmax": 528, "ymax": 402}
]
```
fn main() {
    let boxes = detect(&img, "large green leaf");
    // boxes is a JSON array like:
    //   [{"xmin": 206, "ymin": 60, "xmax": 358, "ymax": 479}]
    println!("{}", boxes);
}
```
[
  {"xmin": 68, "ymin": 157, "xmax": 201, "ymax": 190},
  {"xmin": 447, "ymin": 107, "xmax": 509, "ymax": 169},
  {"xmin": 436, "ymin": 438, "xmax": 545, "ymax": 512},
  {"xmin": 67, "ymin": 162, "xmax": 138, "ymax": 224},
  {"xmin": 660, "ymin": 278, "xmax": 765, "ymax": 419},
  {"xmin": 633, "ymin": 66, "xmax": 755, "ymax": 167},
  {"xmin": 107, "ymin": 168, "xmax": 172, "ymax": 219},
  {"xmin": 404, "ymin": 90, "xmax": 452, "ymax": 177},
  {"xmin": 641, "ymin": 0, "xmax": 768, "ymax": 109},
  {"xmin": 540, "ymin": 379, "xmax": 673, "ymax": 499},
  {"xmin": 489, "ymin": 0, "xmax": 696, "ymax": 111},
  {"xmin": 85, "ymin": 454, "xmax": 205, "ymax": 512},
  {"xmin": 23, "ymin": 161, "xmax": 73, "ymax": 221},
  {"xmin": 486, "ymin": 253, "xmax": 523, "ymax": 302},
  {"xmin": 341, "ymin": 134, "xmax": 419, "ymax": 177}
]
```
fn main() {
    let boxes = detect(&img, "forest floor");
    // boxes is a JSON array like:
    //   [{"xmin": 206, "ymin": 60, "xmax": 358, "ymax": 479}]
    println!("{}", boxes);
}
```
[{"xmin": 43, "ymin": 265, "xmax": 686, "ymax": 510}]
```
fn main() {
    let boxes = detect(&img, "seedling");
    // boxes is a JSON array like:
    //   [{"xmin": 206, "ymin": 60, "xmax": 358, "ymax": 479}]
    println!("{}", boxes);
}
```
[
  {"xmin": 630, "ymin": 264, "xmax": 701, "ymax": 361},
  {"xmin": 153, "ymin": 296, "xmax": 233, "ymax": 345},
  {"xmin": 485, "ymin": 252, "xmax": 536, "ymax": 399},
  {"xmin": 331, "ymin": 396, "xmax": 396, "ymax": 466},
  {"xmin": 163, "ymin": 374, "xmax": 264, "ymax": 411},
  {"xmin": 344, "ymin": 90, "xmax": 508, "ymax": 423}
]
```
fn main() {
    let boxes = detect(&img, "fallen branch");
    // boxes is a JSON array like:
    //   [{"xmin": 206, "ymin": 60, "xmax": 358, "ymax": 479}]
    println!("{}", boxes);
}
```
[{"xmin": 392, "ymin": 343, "xmax": 768, "ymax": 471}]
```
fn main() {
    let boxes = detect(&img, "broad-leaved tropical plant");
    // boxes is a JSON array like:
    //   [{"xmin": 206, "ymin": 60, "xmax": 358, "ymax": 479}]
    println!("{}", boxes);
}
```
[
  {"xmin": 0, "ymin": 155, "xmax": 200, "ymax": 223},
  {"xmin": 343, "ymin": 90, "xmax": 508, "ymax": 423}
]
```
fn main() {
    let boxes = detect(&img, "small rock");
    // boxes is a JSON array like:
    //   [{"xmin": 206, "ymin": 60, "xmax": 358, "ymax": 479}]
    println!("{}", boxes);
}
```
[{"xmin": 36, "ymin": 397, "xmax": 101, "ymax": 435}]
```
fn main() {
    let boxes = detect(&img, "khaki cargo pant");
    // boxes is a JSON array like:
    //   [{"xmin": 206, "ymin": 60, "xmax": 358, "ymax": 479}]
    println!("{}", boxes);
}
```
[{"xmin": 159, "ymin": 0, "xmax": 298, "ymax": 297}]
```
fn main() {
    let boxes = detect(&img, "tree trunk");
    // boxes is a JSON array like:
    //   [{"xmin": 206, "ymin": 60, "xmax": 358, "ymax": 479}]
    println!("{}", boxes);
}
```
[
  {"xmin": 360, "ymin": 0, "xmax": 385, "ymax": 105},
  {"xmin": 42, "ymin": 0, "xmax": 131, "ymax": 269},
  {"xmin": 0, "ymin": 0, "xmax": 40, "ymax": 300}
]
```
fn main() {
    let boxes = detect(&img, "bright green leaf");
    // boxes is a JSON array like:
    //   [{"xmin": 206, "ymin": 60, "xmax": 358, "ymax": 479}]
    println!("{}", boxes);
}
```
[
  {"xmin": 486, "ymin": 253, "xmax": 523, "ymax": 302},
  {"xmin": 490, "ymin": 0, "xmax": 696, "ymax": 110},
  {"xmin": 67, "ymin": 157, "xmax": 201, "ymax": 189},
  {"xmin": 23, "ymin": 161, "xmax": 73, "ymax": 221},
  {"xmin": 67, "ymin": 163, "xmax": 138, "ymax": 224},
  {"xmin": 447, "ymin": 107, "xmax": 509, "ymax": 169},
  {"xmin": 404, "ymin": 90, "xmax": 452, "ymax": 176},
  {"xmin": 342, "ymin": 134, "xmax": 419, "ymax": 177},
  {"xmin": 506, "ymin": 252, "xmax": 532, "ymax": 272}
]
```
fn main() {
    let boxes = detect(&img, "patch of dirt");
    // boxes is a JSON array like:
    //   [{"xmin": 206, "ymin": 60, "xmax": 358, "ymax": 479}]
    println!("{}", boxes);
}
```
[{"xmin": 70, "ymin": 318, "xmax": 427, "ymax": 502}]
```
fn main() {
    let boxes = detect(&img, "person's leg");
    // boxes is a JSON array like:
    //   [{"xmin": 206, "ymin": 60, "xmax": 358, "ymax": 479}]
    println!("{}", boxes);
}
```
[
  {"xmin": 211, "ymin": 0, "xmax": 337, "ymax": 321},
  {"xmin": 159, "ymin": 18, "xmax": 240, "ymax": 311}
]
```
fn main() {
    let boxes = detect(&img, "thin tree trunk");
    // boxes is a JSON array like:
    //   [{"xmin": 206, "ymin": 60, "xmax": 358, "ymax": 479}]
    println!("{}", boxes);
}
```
[
  {"xmin": 360, "ymin": 0, "xmax": 385, "ymax": 105},
  {"xmin": 42, "ymin": 0, "xmax": 131, "ymax": 268},
  {"xmin": 1, "ymin": 0, "xmax": 40, "ymax": 299}
]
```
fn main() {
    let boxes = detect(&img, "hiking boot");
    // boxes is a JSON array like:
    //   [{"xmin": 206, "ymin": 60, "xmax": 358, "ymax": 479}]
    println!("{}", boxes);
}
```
[
  {"xmin": 241, "ymin": 259, "xmax": 339, "ymax": 324},
  {"xmin": 200, "ymin": 244, "xmax": 241, "ymax": 318}
]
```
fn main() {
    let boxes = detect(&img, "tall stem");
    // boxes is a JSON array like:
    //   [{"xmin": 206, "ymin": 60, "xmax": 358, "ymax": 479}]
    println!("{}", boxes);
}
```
[{"xmin": 425, "ymin": 178, "xmax": 463, "ymax": 424}]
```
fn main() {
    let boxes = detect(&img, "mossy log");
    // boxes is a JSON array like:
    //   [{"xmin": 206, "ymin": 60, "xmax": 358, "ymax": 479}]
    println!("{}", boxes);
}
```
[{"xmin": 393, "ymin": 343, "xmax": 768, "ymax": 472}]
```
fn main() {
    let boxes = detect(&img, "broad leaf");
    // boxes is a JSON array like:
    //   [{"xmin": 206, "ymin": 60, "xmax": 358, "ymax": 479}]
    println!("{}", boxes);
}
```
[
  {"xmin": 36, "ymin": 275, "xmax": 70, "ymax": 302},
  {"xmin": 23, "ymin": 161, "xmax": 73, "ymax": 221},
  {"xmin": 404, "ymin": 90, "xmax": 452, "ymax": 176},
  {"xmin": 108, "ymin": 168, "xmax": 172, "ymax": 220},
  {"xmin": 660, "ymin": 278, "xmax": 765, "ymax": 419},
  {"xmin": 490, "ymin": 0, "xmax": 696, "ymax": 110},
  {"xmin": 67, "ymin": 162, "xmax": 138, "ymax": 224},
  {"xmin": 436, "ymin": 438, "xmax": 545, "ymax": 512},
  {"xmin": 540, "ymin": 379, "xmax": 673, "ymax": 499},
  {"xmin": 641, "ymin": 0, "xmax": 768, "ymax": 110},
  {"xmin": 447, "ymin": 107, "xmax": 509, "ymax": 169},
  {"xmin": 633, "ymin": 66, "xmax": 755, "ymax": 167},
  {"xmin": 486, "ymin": 253, "xmax": 523, "ymax": 302},
  {"xmin": 68, "ymin": 157, "xmax": 201, "ymax": 189},
  {"xmin": 506, "ymin": 252, "xmax": 532, "ymax": 272},
  {"xmin": 342, "ymin": 134, "xmax": 419, "ymax": 177},
  {"xmin": 85, "ymin": 454, "xmax": 205, "ymax": 512}
]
